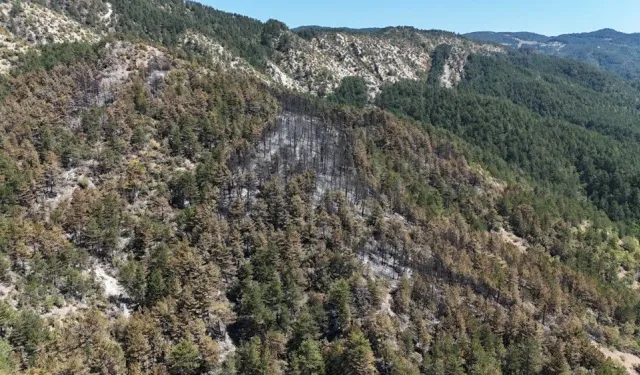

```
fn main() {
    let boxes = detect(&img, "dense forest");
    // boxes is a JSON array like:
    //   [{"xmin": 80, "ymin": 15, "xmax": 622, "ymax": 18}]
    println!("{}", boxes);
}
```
[
  {"xmin": 108, "ymin": 0, "xmax": 278, "ymax": 68},
  {"xmin": 377, "ymin": 50, "xmax": 640, "ymax": 226},
  {"xmin": 1, "ymin": 1, "xmax": 640, "ymax": 374}
]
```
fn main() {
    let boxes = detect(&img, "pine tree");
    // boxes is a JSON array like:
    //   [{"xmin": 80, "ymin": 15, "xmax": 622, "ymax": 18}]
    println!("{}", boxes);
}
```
[
  {"xmin": 123, "ymin": 315, "xmax": 152, "ymax": 371},
  {"xmin": 0, "ymin": 339, "xmax": 16, "ymax": 374},
  {"xmin": 236, "ymin": 336, "xmax": 267, "ymax": 375},
  {"xmin": 504, "ymin": 336, "xmax": 543, "ymax": 375},
  {"xmin": 120, "ymin": 260, "xmax": 147, "ymax": 304},
  {"xmin": 343, "ymin": 329, "xmax": 378, "ymax": 375},
  {"xmin": 328, "ymin": 279, "xmax": 352, "ymax": 335},
  {"xmin": 543, "ymin": 340, "xmax": 571, "ymax": 375},
  {"xmin": 261, "ymin": 179, "xmax": 289, "ymax": 229},
  {"xmin": 237, "ymin": 281, "xmax": 269, "ymax": 338},
  {"xmin": 167, "ymin": 335, "xmax": 200, "ymax": 375},
  {"xmin": 9, "ymin": 310, "xmax": 48, "ymax": 364},
  {"xmin": 290, "ymin": 306, "xmax": 321, "ymax": 350},
  {"xmin": 394, "ymin": 276, "xmax": 412, "ymax": 314},
  {"xmin": 289, "ymin": 338, "xmax": 326, "ymax": 375},
  {"xmin": 469, "ymin": 333, "xmax": 502, "ymax": 375},
  {"xmin": 282, "ymin": 228, "xmax": 305, "ymax": 285},
  {"xmin": 199, "ymin": 335, "xmax": 221, "ymax": 371},
  {"xmin": 145, "ymin": 268, "xmax": 167, "ymax": 306}
]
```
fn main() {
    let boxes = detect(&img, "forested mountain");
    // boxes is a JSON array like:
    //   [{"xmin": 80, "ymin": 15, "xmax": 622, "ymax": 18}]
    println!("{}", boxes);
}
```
[
  {"xmin": 465, "ymin": 29, "xmax": 640, "ymax": 81},
  {"xmin": 1, "ymin": 0, "xmax": 640, "ymax": 374}
]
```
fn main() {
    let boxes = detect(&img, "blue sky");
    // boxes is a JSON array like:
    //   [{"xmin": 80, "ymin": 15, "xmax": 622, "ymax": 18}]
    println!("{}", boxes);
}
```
[{"xmin": 200, "ymin": 0, "xmax": 640, "ymax": 36}]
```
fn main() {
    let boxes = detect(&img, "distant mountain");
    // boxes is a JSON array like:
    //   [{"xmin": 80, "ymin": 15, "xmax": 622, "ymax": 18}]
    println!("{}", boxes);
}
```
[
  {"xmin": 465, "ymin": 31, "xmax": 550, "ymax": 47},
  {"xmin": 465, "ymin": 28, "xmax": 640, "ymax": 80},
  {"xmin": 292, "ymin": 25, "xmax": 383, "ymax": 34}
]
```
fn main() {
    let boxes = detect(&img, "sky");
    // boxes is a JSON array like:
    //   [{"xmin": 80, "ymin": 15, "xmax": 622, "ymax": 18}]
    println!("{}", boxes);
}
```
[{"xmin": 201, "ymin": 0, "xmax": 640, "ymax": 36}]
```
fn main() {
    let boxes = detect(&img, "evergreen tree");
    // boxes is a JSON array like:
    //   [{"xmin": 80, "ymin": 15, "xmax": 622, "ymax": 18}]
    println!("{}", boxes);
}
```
[
  {"xmin": 145, "ymin": 268, "xmax": 167, "ymax": 306},
  {"xmin": 328, "ymin": 279, "xmax": 352, "ymax": 335},
  {"xmin": 343, "ymin": 329, "xmax": 378, "ymax": 375},
  {"xmin": 237, "ymin": 337, "xmax": 267, "ymax": 375},
  {"xmin": 167, "ymin": 336, "xmax": 201, "ymax": 375},
  {"xmin": 329, "ymin": 77, "xmax": 369, "ymax": 107},
  {"xmin": 504, "ymin": 336, "xmax": 544, "ymax": 375},
  {"xmin": 289, "ymin": 338, "xmax": 326, "ymax": 375}
]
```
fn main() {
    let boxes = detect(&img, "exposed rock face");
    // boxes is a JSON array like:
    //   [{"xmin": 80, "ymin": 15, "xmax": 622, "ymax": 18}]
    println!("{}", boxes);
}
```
[
  {"xmin": 179, "ymin": 28, "xmax": 504, "ymax": 96},
  {"xmin": 181, "ymin": 31, "xmax": 265, "ymax": 79},
  {"xmin": 0, "ymin": 1, "xmax": 100, "ymax": 45},
  {"xmin": 0, "ymin": 2, "xmax": 504, "ymax": 94},
  {"xmin": 264, "ymin": 28, "xmax": 504, "ymax": 95},
  {"xmin": 0, "ymin": 0, "xmax": 102, "ymax": 72}
]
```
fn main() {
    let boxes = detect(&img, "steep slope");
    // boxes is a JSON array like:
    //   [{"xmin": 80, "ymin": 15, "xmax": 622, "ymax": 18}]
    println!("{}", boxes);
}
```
[
  {"xmin": 0, "ymin": 1, "xmax": 505, "ymax": 95},
  {"xmin": 0, "ymin": 37, "xmax": 636, "ymax": 375},
  {"xmin": 0, "ymin": 0, "xmax": 102, "ymax": 73},
  {"xmin": 0, "ymin": 1, "xmax": 640, "ymax": 374},
  {"xmin": 262, "ymin": 27, "xmax": 503, "ymax": 95},
  {"xmin": 0, "ymin": 42, "xmax": 635, "ymax": 374},
  {"xmin": 378, "ymin": 50, "xmax": 640, "ymax": 223},
  {"xmin": 176, "ymin": 22, "xmax": 505, "ymax": 95},
  {"xmin": 375, "ymin": 49, "xmax": 640, "ymax": 373}
]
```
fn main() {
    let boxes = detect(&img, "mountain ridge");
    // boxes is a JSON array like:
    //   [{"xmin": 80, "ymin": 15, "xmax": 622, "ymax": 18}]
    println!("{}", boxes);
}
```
[
  {"xmin": 465, "ymin": 28, "xmax": 640, "ymax": 80},
  {"xmin": 0, "ymin": 1, "xmax": 504, "ymax": 94}
]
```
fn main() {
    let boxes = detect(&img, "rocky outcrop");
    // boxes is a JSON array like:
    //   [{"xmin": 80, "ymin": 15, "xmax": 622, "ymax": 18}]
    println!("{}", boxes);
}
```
[
  {"xmin": 0, "ymin": 2, "xmax": 504, "ymax": 97},
  {"xmin": 181, "ymin": 27, "xmax": 504, "ymax": 97},
  {"xmin": 0, "ymin": 1, "xmax": 100, "ymax": 45},
  {"xmin": 264, "ymin": 28, "xmax": 504, "ymax": 96},
  {"xmin": 0, "ymin": 1, "xmax": 102, "ymax": 72}
]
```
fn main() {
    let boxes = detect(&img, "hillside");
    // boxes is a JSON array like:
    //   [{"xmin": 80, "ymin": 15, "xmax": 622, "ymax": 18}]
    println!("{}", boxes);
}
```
[
  {"xmin": 465, "ymin": 29, "xmax": 640, "ymax": 81},
  {"xmin": 0, "ymin": 0, "xmax": 504, "ymax": 95},
  {"xmin": 1, "ymin": 1, "xmax": 640, "ymax": 374}
]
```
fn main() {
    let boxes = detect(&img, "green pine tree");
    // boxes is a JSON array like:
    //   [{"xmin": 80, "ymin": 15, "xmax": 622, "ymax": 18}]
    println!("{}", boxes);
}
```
[{"xmin": 343, "ymin": 329, "xmax": 378, "ymax": 375}]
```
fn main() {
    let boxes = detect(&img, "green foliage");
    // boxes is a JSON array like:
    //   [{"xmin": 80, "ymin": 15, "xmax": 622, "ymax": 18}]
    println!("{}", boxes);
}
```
[
  {"xmin": 169, "ymin": 172, "xmax": 198, "ymax": 209},
  {"xmin": 29, "ymin": 0, "xmax": 109, "ymax": 27},
  {"xmin": 167, "ymin": 336, "xmax": 201, "ymax": 375},
  {"xmin": 377, "ymin": 56, "xmax": 640, "ymax": 224},
  {"xmin": 12, "ymin": 42, "xmax": 102, "ymax": 76},
  {"xmin": 9, "ymin": 0, "xmax": 22, "ymax": 17},
  {"xmin": 289, "ymin": 338, "xmax": 325, "ymax": 375},
  {"xmin": 328, "ymin": 76, "xmax": 369, "ymax": 107},
  {"xmin": 0, "ymin": 76, "xmax": 11, "ymax": 103},
  {"xmin": 0, "ymin": 23, "xmax": 638, "ymax": 375},
  {"xmin": 119, "ymin": 260, "xmax": 146, "ymax": 303},
  {"xmin": 236, "ymin": 336, "xmax": 272, "ymax": 375},
  {"xmin": 109, "ymin": 0, "xmax": 270, "ymax": 68},
  {"xmin": 261, "ymin": 19, "xmax": 290, "ymax": 51},
  {"xmin": 343, "ymin": 329, "xmax": 377, "ymax": 375},
  {"xmin": 427, "ymin": 44, "xmax": 452, "ymax": 85},
  {"xmin": 0, "ymin": 155, "xmax": 27, "ymax": 213},
  {"xmin": 294, "ymin": 26, "xmax": 382, "ymax": 40},
  {"xmin": 145, "ymin": 268, "xmax": 167, "ymax": 306},
  {"xmin": 327, "ymin": 279, "xmax": 352, "ymax": 335},
  {"xmin": 462, "ymin": 51, "xmax": 640, "ymax": 141},
  {"xmin": 294, "ymin": 26, "xmax": 458, "ymax": 41},
  {"xmin": 504, "ymin": 337, "xmax": 544, "ymax": 375},
  {"xmin": 595, "ymin": 359, "xmax": 628, "ymax": 375},
  {"xmin": 0, "ymin": 339, "xmax": 16, "ymax": 374},
  {"xmin": 9, "ymin": 311, "xmax": 47, "ymax": 365}
]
